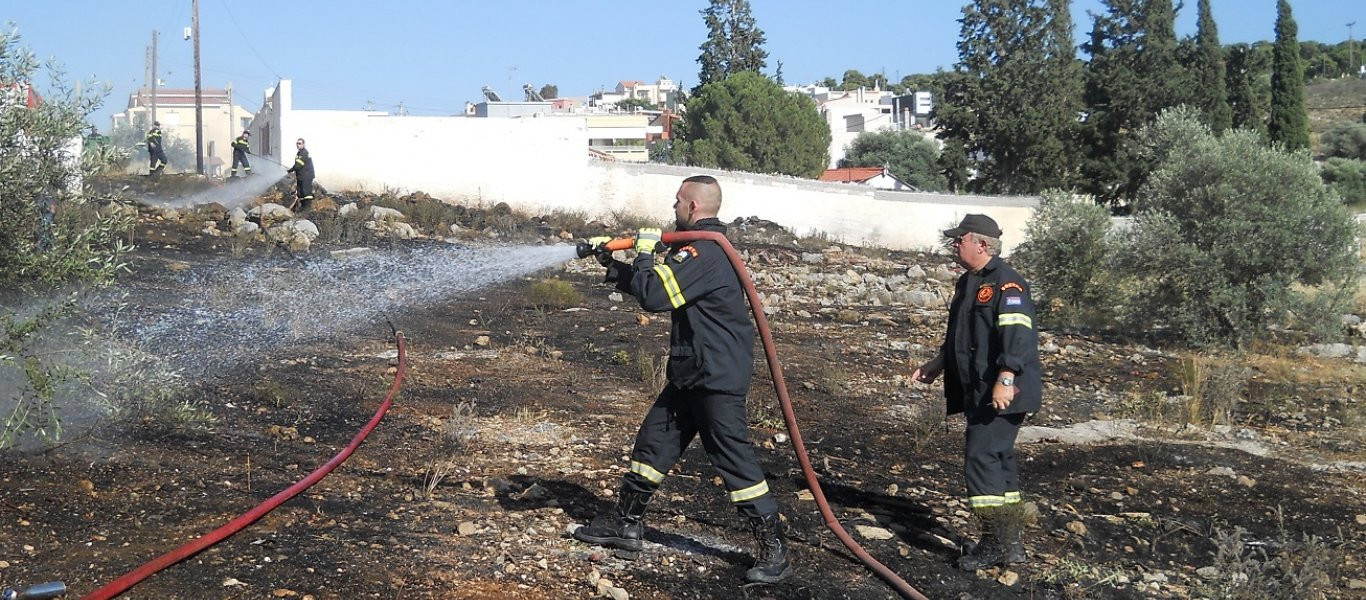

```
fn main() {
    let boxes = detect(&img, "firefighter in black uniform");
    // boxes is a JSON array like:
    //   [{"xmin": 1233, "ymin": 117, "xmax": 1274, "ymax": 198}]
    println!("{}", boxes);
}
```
[
  {"xmin": 573, "ymin": 175, "xmax": 794, "ymax": 584},
  {"xmin": 230, "ymin": 130, "xmax": 252, "ymax": 177},
  {"xmin": 145, "ymin": 121, "xmax": 168, "ymax": 176},
  {"xmin": 286, "ymin": 138, "xmax": 314, "ymax": 210},
  {"xmin": 912, "ymin": 213, "xmax": 1041, "ymax": 571}
]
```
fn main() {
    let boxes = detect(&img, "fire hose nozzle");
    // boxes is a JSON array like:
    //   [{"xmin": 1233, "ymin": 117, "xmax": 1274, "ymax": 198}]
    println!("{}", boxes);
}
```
[{"xmin": 575, "ymin": 237, "xmax": 637, "ymax": 259}]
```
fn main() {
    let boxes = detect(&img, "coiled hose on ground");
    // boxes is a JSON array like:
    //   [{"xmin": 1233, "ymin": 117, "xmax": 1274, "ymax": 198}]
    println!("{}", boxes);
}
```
[{"xmin": 81, "ymin": 330, "xmax": 408, "ymax": 600}]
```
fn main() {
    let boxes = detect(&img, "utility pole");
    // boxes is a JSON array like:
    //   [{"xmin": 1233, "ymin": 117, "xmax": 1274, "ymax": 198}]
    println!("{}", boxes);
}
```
[
  {"xmin": 151, "ymin": 30, "xmax": 159, "ymax": 125},
  {"xmin": 193, "ymin": 0, "xmax": 204, "ymax": 175}
]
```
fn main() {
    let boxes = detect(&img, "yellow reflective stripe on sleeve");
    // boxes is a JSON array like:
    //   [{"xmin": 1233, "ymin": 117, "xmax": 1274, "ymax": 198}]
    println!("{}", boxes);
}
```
[
  {"xmin": 997, "ymin": 313, "xmax": 1033, "ymax": 328},
  {"xmin": 968, "ymin": 494, "xmax": 1007, "ymax": 508},
  {"xmin": 629, "ymin": 460, "xmax": 665, "ymax": 484},
  {"xmin": 295, "ymin": 159, "xmax": 305, "ymax": 167},
  {"xmin": 653, "ymin": 264, "xmax": 686, "ymax": 308},
  {"xmin": 729, "ymin": 480, "xmax": 770, "ymax": 503}
]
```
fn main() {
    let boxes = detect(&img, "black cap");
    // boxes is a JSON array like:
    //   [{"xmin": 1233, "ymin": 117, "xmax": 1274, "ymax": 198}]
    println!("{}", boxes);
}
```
[
  {"xmin": 153, "ymin": 121, "xmax": 160, "ymax": 126},
  {"xmin": 943, "ymin": 214, "xmax": 1002, "ymax": 239}
]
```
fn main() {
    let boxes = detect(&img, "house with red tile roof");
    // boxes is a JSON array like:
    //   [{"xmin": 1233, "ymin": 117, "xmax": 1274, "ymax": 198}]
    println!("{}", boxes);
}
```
[{"xmin": 818, "ymin": 166, "xmax": 917, "ymax": 191}]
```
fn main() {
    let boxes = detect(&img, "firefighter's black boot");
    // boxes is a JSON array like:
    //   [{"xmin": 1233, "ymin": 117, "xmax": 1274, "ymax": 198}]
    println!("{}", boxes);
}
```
[
  {"xmin": 999, "ymin": 503, "xmax": 1027, "ymax": 565},
  {"xmin": 745, "ymin": 513, "xmax": 794, "ymax": 584},
  {"xmin": 957, "ymin": 507, "xmax": 1008, "ymax": 571},
  {"xmin": 573, "ymin": 488, "xmax": 650, "ymax": 555}
]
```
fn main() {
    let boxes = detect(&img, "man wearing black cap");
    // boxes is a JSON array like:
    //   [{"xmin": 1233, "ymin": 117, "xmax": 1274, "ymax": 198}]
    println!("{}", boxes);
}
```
[{"xmin": 911, "ymin": 213, "xmax": 1041, "ymax": 571}]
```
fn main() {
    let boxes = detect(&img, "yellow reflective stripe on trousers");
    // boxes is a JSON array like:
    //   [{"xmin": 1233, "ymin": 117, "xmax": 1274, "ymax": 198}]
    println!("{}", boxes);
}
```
[
  {"xmin": 629, "ymin": 460, "xmax": 665, "ymax": 484},
  {"xmin": 653, "ymin": 265, "xmax": 686, "ymax": 308},
  {"xmin": 997, "ymin": 313, "xmax": 1033, "ymax": 328},
  {"xmin": 969, "ymin": 494, "xmax": 1006, "ymax": 508},
  {"xmin": 1004, "ymin": 491, "xmax": 1021, "ymax": 504},
  {"xmin": 729, "ymin": 480, "xmax": 770, "ymax": 503}
]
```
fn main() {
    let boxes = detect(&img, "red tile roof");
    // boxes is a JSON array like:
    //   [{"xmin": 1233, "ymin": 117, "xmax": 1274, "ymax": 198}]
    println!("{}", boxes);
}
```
[{"xmin": 819, "ymin": 166, "xmax": 886, "ymax": 183}]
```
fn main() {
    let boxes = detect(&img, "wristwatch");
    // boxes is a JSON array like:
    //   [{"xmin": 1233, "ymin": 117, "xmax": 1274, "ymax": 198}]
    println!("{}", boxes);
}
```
[{"xmin": 997, "ymin": 375, "xmax": 1015, "ymax": 387}]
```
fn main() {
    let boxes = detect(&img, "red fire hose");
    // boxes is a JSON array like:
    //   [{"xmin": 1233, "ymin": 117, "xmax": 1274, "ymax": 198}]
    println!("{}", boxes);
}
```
[
  {"xmin": 600, "ymin": 233, "xmax": 931, "ymax": 600},
  {"xmin": 81, "ymin": 331, "xmax": 408, "ymax": 600}
]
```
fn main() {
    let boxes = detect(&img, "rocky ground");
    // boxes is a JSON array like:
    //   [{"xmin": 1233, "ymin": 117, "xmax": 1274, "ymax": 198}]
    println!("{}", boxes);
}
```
[{"xmin": 0, "ymin": 175, "xmax": 1363, "ymax": 599}]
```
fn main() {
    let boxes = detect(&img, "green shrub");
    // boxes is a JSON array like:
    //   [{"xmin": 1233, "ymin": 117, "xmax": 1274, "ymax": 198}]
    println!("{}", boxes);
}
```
[
  {"xmin": 528, "ymin": 278, "xmax": 582, "ymax": 309},
  {"xmin": 1320, "ymin": 122, "xmax": 1366, "ymax": 160},
  {"xmin": 1320, "ymin": 157, "xmax": 1366, "ymax": 206},
  {"xmin": 1012, "ymin": 190, "xmax": 1113, "ymax": 326},
  {"xmin": 1116, "ymin": 111, "xmax": 1358, "ymax": 348}
]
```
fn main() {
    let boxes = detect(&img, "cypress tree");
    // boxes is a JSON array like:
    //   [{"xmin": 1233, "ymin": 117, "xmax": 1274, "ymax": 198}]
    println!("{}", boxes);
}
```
[
  {"xmin": 1268, "ymin": 0, "xmax": 1308, "ymax": 150},
  {"xmin": 1193, "ymin": 0, "xmax": 1232, "ymax": 132}
]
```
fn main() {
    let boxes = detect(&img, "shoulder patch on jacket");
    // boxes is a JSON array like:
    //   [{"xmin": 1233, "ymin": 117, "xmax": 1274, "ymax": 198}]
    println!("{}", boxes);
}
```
[
  {"xmin": 670, "ymin": 245, "xmax": 699, "ymax": 264},
  {"xmin": 1005, "ymin": 296, "xmax": 1022, "ymax": 306},
  {"xmin": 976, "ymin": 283, "xmax": 994, "ymax": 303},
  {"xmin": 1001, "ymin": 281, "xmax": 1025, "ymax": 293}
]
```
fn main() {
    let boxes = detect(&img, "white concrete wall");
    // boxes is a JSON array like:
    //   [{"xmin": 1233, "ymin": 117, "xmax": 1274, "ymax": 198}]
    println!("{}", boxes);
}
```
[{"xmin": 260, "ymin": 79, "xmax": 1038, "ymax": 254}]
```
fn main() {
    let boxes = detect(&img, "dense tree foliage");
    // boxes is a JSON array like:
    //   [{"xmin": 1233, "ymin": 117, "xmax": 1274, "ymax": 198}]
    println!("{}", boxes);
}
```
[
  {"xmin": 1081, "ymin": 0, "xmax": 1188, "ymax": 203},
  {"xmin": 1321, "ymin": 123, "xmax": 1366, "ymax": 160},
  {"xmin": 839, "ymin": 130, "xmax": 946, "ymax": 191},
  {"xmin": 1190, "ymin": 0, "xmax": 1232, "ymax": 133},
  {"xmin": 678, "ymin": 71, "xmax": 830, "ymax": 178},
  {"xmin": 1268, "ymin": 0, "xmax": 1308, "ymax": 151},
  {"xmin": 696, "ymin": 0, "xmax": 768, "ymax": 90},
  {"xmin": 938, "ymin": 0, "xmax": 1082, "ymax": 194}
]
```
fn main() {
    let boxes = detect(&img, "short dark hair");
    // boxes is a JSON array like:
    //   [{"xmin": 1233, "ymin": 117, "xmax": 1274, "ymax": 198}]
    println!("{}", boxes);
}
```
[{"xmin": 682, "ymin": 175, "xmax": 718, "ymax": 186}]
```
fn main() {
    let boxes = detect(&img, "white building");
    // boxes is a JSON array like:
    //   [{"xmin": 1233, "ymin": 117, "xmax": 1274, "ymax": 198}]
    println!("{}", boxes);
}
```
[{"xmin": 812, "ymin": 87, "xmax": 898, "ymax": 168}]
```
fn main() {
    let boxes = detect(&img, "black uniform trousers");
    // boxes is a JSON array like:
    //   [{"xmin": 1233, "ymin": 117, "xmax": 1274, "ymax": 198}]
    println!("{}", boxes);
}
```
[
  {"xmin": 149, "ymin": 146, "xmax": 168, "ymax": 171},
  {"xmin": 231, "ymin": 149, "xmax": 251, "ymax": 175},
  {"xmin": 964, "ymin": 411, "xmax": 1025, "ymax": 509},
  {"xmin": 295, "ymin": 176, "xmax": 314, "ymax": 208},
  {"xmin": 623, "ymin": 383, "xmax": 778, "ymax": 519}
]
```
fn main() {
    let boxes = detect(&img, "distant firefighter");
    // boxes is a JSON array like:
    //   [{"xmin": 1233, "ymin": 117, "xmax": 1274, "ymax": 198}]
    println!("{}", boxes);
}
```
[
  {"xmin": 146, "ymin": 121, "xmax": 168, "ymax": 175},
  {"xmin": 230, "ymin": 130, "xmax": 252, "ymax": 177},
  {"xmin": 286, "ymin": 138, "xmax": 315, "ymax": 210}
]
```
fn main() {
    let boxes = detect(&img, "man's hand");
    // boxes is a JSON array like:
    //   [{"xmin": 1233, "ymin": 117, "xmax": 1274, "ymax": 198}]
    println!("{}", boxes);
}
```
[
  {"xmin": 990, "ymin": 381, "xmax": 1017, "ymax": 411},
  {"xmin": 635, "ymin": 228, "xmax": 662, "ymax": 254},
  {"xmin": 587, "ymin": 236, "xmax": 612, "ymax": 249},
  {"xmin": 910, "ymin": 353, "xmax": 944, "ymax": 384}
]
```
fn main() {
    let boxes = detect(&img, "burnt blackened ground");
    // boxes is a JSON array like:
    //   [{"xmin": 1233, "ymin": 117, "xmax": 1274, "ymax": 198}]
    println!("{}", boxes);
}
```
[{"xmin": 0, "ymin": 192, "xmax": 1363, "ymax": 599}]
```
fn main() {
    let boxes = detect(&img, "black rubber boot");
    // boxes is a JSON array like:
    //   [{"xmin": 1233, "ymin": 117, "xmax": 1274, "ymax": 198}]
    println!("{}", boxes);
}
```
[
  {"xmin": 999, "ymin": 503, "xmax": 1027, "ymax": 565},
  {"xmin": 573, "ymin": 488, "xmax": 650, "ymax": 555},
  {"xmin": 745, "ymin": 513, "xmax": 794, "ymax": 583},
  {"xmin": 957, "ymin": 508, "xmax": 1008, "ymax": 571}
]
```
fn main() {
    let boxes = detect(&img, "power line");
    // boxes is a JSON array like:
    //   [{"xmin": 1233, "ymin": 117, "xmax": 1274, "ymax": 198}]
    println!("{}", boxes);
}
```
[{"xmin": 217, "ymin": 0, "xmax": 281, "ymax": 80}]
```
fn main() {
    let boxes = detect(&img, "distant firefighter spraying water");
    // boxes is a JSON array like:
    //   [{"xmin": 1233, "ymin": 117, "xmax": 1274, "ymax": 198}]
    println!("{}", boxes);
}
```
[
  {"xmin": 571, "ymin": 175, "xmax": 794, "ymax": 585},
  {"xmin": 230, "ymin": 130, "xmax": 252, "ymax": 178},
  {"xmin": 145, "ymin": 121, "xmax": 168, "ymax": 176}
]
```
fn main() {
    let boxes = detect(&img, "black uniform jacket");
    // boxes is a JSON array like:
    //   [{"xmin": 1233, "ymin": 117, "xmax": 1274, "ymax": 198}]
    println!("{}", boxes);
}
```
[
  {"xmin": 605, "ymin": 218, "xmax": 755, "ymax": 396},
  {"xmin": 288, "ymin": 148, "xmax": 314, "ymax": 178},
  {"xmin": 145, "ymin": 128, "xmax": 163, "ymax": 150},
  {"xmin": 232, "ymin": 135, "xmax": 250, "ymax": 153},
  {"xmin": 942, "ymin": 256, "xmax": 1042, "ymax": 417}
]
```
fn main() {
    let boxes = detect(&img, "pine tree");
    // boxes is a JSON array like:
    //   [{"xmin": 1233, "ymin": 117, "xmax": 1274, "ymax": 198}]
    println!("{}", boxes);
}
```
[
  {"xmin": 679, "ymin": 72, "xmax": 829, "ymax": 178},
  {"xmin": 1081, "ymin": 0, "xmax": 1188, "ymax": 203},
  {"xmin": 946, "ymin": 0, "xmax": 1082, "ymax": 194},
  {"xmin": 696, "ymin": 0, "xmax": 768, "ymax": 90},
  {"xmin": 1192, "ymin": 0, "xmax": 1232, "ymax": 132},
  {"xmin": 1268, "ymin": 0, "xmax": 1308, "ymax": 150}
]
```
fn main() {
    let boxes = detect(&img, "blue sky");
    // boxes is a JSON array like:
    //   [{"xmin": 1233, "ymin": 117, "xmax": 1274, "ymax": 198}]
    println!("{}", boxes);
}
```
[{"xmin": 5, "ymin": 1, "xmax": 1361, "ymax": 128}]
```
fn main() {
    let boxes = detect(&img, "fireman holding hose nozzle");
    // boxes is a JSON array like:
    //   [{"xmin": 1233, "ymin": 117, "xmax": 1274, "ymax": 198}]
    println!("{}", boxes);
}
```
[{"xmin": 572, "ymin": 175, "xmax": 794, "ymax": 585}]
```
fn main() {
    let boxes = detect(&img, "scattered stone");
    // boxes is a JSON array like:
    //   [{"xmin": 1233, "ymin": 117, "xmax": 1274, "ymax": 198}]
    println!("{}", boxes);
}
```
[
  {"xmin": 608, "ymin": 292, "xmax": 624, "ymax": 302},
  {"xmin": 997, "ymin": 570, "xmax": 1019, "ymax": 586},
  {"xmin": 474, "ymin": 335, "xmax": 491, "ymax": 347},
  {"xmin": 371, "ymin": 206, "xmax": 406, "ymax": 222},
  {"xmin": 1064, "ymin": 521, "xmax": 1087, "ymax": 536},
  {"xmin": 1236, "ymin": 475, "xmax": 1256, "ymax": 488},
  {"xmin": 1196, "ymin": 566, "xmax": 1220, "ymax": 579},
  {"xmin": 1348, "ymin": 579, "xmax": 1366, "ymax": 590},
  {"xmin": 457, "ymin": 522, "xmax": 478, "ymax": 536},
  {"xmin": 854, "ymin": 525, "xmax": 894, "ymax": 540},
  {"xmin": 1206, "ymin": 466, "xmax": 1236, "ymax": 478}
]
